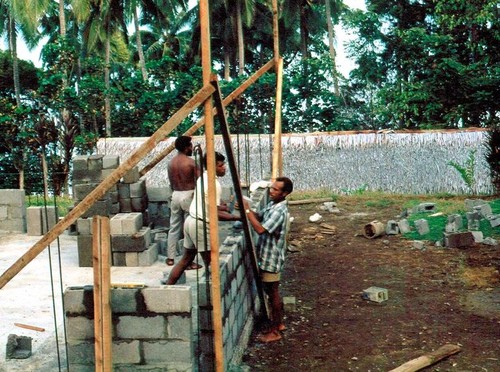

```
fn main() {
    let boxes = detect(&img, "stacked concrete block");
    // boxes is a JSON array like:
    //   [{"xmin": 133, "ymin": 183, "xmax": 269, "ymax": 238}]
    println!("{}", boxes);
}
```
[
  {"xmin": 71, "ymin": 154, "xmax": 119, "ymax": 218},
  {"xmin": 146, "ymin": 186, "xmax": 171, "ymax": 228},
  {"xmin": 0, "ymin": 189, "xmax": 26, "ymax": 233},
  {"xmin": 64, "ymin": 285, "xmax": 193, "ymax": 370},
  {"xmin": 197, "ymin": 233, "xmax": 256, "ymax": 368},
  {"xmin": 110, "ymin": 213, "xmax": 157, "ymax": 266},
  {"xmin": 26, "ymin": 206, "xmax": 57, "ymax": 236}
]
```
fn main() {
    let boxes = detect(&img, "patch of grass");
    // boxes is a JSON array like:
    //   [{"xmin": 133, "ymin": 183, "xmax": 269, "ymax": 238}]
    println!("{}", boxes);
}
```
[
  {"xmin": 288, "ymin": 188, "xmax": 337, "ymax": 202},
  {"xmin": 365, "ymin": 199, "xmax": 395, "ymax": 208},
  {"xmin": 461, "ymin": 267, "xmax": 500, "ymax": 288},
  {"xmin": 26, "ymin": 195, "xmax": 73, "ymax": 217}
]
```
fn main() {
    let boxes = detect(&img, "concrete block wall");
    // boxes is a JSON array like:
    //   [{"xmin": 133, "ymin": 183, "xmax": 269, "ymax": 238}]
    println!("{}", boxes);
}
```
[
  {"xmin": 26, "ymin": 206, "xmax": 57, "ymax": 236},
  {"xmin": 147, "ymin": 186, "xmax": 172, "ymax": 229},
  {"xmin": 0, "ymin": 189, "xmax": 26, "ymax": 233},
  {"xmin": 64, "ymin": 285, "xmax": 193, "ymax": 371}
]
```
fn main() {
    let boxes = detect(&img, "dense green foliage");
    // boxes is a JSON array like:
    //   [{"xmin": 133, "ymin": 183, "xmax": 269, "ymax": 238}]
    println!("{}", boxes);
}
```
[{"xmin": 1, "ymin": 0, "xmax": 499, "ymax": 194}]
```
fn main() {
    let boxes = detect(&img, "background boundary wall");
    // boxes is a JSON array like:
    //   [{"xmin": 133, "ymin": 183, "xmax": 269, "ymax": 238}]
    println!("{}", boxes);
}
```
[{"xmin": 97, "ymin": 129, "xmax": 493, "ymax": 195}]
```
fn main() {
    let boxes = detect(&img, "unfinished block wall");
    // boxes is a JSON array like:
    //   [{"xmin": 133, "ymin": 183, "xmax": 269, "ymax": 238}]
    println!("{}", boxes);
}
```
[
  {"xmin": 0, "ymin": 189, "xmax": 26, "ymax": 233},
  {"xmin": 64, "ymin": 285, "xmax": 193, "ymax": 371}
]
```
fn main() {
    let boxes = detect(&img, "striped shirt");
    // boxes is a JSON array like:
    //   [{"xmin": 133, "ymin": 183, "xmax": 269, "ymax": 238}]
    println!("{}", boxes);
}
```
[{"xmin": 257, "ymin": 200, "xmax": 289, "ymax": 273}]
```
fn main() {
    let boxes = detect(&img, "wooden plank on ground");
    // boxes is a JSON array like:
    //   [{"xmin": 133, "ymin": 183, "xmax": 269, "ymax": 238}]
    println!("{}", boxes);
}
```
[
  {"xmin": 288, "ymin": 198, "xmax": 333, "ymax": 205},
  {"xmin": 0, "ymin": 84, "xmax": 214, "ymax": 290},
  {"xmin": 389, "ymin": 344, "xmax": 461, "ymax": 372}
]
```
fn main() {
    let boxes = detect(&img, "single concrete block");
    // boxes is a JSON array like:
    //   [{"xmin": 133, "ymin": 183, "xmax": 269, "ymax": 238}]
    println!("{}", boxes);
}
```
[
  {"xmin": 72, "ymin": 156, "xmax": 88, "ymax": 171},
  {"xmin": 474, "ymin": 203, "xmax": 492, "ymax": 218},
  {"xmin": 487, "ymin": 214, "xmax": 500, "ymax": 228},
  {"xmin": 413, "ymin": 240, "xmax": 425, "ymax": 250},
  {"xmin": 362, "ymin": 286, "xmax": 388, "ymax": 303},
  {"xmin": 138, "ymin": 242, "xmax": 158, "ymax": 266},
  {"xmin": 167, "ymin": 315, "xmax": 192, "ymax": 341},
  {"xmin": 125, "ymin": 252, "xmax": 139, "ymax": 266},
  {"xmin": 76, "ymin": 218, "xmax": 93, "ymax": 235},
  {"xmin": 413, "ymin": 203, "xmax": 436, "ymax": 213},
  {"xmin": 464, "ymin": 198, "xmax": 487, "ymax": 211},
  {"xmin": 6, "ymin": 334, "xmax": 32, "ymax": 359},
  {"xmin": 64, "ymin": 287, "xmax": 89, "ymax": 314},
  {"xmin": 142, "ymin": 340, "xmax": 192, "ymax": 364},
  {"xmin": 414, "ymin": 219, "xmax": 430, "ymax": 235},
  {"xmin": 147, "ymin": 187, "xmax": 172, "ymax": 202},
  {"xmin": 113, "ymin": 252, "xmax": 126, "ymax": 266},
  {"xmin": 483, "ymin": 237, "xmax": 498, "ymax": 246},
  {"xmin": 66, "ymin": 341, "xmax": 95, "ymax": 365},
  {"xmin": 111, "ymin": 227, "xmax": 152, "ymax": 252},
  {"xmin": 471, "ymin": 231, "xmax": 484, "ymax": 243},
  {"xmin": 111, "ymin": 288, "xmax": 139, "ymax": 313},
  {"xmin": 397, "ymin": 219, "xmax": 411, "ymax": 234},
  {"xmin": 72, "ymin": 169, "xmax": 102, "ymax": 183},
  {"xmin": 102, "ymin": 155, "xmax": 120, "ymax": 169},
  {"xmin": 116, "ymin": 315, "xmax": 165, "ymax": 339},
  {"xmin": 118, "ymin": 198, "xmax": 132, "ymax": 213},
  {"xmin": 444, "ymin": 231, "xmax": 475, "ymax": 248},
  {"xmin": 80, "ymin": 199, "xmax": 112, "ymax": 218},
  {"xmin": 87, "ymin": 154, "xmax": 104, "ymax": 171},
  {"xmin": 466, "ymin": 211, "xmax": 481, "ymax": 230},
  {"xmin": 77, "ymin": 235, "xmax": 93, "ymax": 267},
  {"xmin": 131, "ymin": 196, "xmax": 147, "ymax": 213},
  {"xmin": 385, "ymin": 220, "xmax": 399, "ymax": 235},
  {"xmin": 66, "ymin": 316, "xmax": 95, "ymax": 340},
  {"xmin": 0, "ymin": 189, "xmax": 26, "ymax": 206},
  {"xmin": 110, "ymin": 202, "xmax": 120, "ymax": 215},
  {"xmin": 143, "ymin": 286, "xmax": 192, "ymax": 313},
  {"xmin": 122, "ymin": 213, "xmax": 143, "ymax": 234},
  {"xmin": 117, "ymin": 183, "xmax": 131, "ymax": 199},
  {"xmin": 112, "ymin": 340, "xmax": 141, "ymax": 364},
  {"xmin": 122, "ymin": 166, "xmax": 140, "ymax": 184},
  {"xmin": 283, "ymin": 296, "xmax": 296, "ymax": 312},
  {"xmin": 26, "ymin": 207, "xmax": 43, "ymax": 236},
  {"xmin": 129, "ymin": 179, "xmax": 146, "ymax": 198}
]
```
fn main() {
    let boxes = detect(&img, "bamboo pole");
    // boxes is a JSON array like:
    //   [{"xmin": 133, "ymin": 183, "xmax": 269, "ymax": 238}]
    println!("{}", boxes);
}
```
[
  {"xmin": 271, "ymin": 57, "xmax": 284, "ymax": 179},
  {"xmin": 139, "ymin": 59, "xmax": 275, "ymax": 177},
  {"xmin": 92, "ymin": 216, "xmax": 112, "ymax": 372},
  {"xmin": 389, "ymin": 344, "xmax": 461, "ymax": 372},
  {"xmin": 200, "ymin": 1, "xmax": 224, "ymax": 371},
  {"xmin": 0, "ymin": 84, "xmax": 214, "ymax": 289},
  {"xmin": 211, "ymin": 76, "xmax": 269, "ymax": 320},
  {"xmin": 272, "ymin": 0, "xmax": 279, "ymax": 65}
]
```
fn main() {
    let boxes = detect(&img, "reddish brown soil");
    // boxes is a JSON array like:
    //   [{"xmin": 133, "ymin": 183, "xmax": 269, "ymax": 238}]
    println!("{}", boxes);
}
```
[{"xmin": 242, "ymin": 197, "xmax": 500, "ymax": 371}]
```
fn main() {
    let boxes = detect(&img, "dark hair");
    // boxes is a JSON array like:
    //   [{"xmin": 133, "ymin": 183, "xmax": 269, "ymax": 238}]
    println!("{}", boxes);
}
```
[
  {"xmin": 174, "ymin": 136, "xmax": 192, "ymax": 152},
  {"xmin": 203, "ymin": 152, "xmax": 226, "ymax": 168},
  {"xmin": 276, "ymin": 176, "xmax": 293, "ymax": 194}
]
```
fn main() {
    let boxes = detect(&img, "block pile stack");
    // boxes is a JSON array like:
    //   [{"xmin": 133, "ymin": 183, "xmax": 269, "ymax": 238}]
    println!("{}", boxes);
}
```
[
  {"xmin": 117, "ymin": 166, "xmax": 148, "ymax": 217},
  {"xmin": 0, "ymin": 189, "xmax": 26, "ymax": 233},
  {"xmin": 146, "ymin": 186, "xmax": 171, "ymax": 229},
  {"xmin": 110, "ymin": 213, "xmax": 158, "ymax": 266},
  {"xmin": 26, "ymin": 206, "xmax": 57, "ymax": 236}
]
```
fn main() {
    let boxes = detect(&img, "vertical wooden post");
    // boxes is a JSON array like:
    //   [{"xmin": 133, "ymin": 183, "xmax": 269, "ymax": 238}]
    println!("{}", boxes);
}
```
[
  {"xmin": 272, "ymin": 0, "xmax": 280, "ymax": 65},
  {"xmin": 200, "ymin": 1, "xmax": 224, "ymax": 371},
  {"xmin": 92, "ymin": 216, "xmax": 112, "ymax": 372},
  {"xmin": 272, "ymin": 57, "xmax": 284, "ymax": 179}
]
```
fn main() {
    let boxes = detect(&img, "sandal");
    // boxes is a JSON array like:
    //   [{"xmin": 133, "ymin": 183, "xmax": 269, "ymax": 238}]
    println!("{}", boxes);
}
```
[
  {"xmin": 186, "ymin": 262, "xmax": 203, "ymax": 270},
  {"xmin": 166, "ymin": 258, "xmax": 175, "ymax": 266}
]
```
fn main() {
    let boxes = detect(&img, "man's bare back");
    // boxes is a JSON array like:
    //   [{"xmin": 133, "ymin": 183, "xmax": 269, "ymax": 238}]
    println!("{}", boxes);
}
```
[{"xmin": 168, "ymin": 153, "xmax": 197, "ymax": 191}]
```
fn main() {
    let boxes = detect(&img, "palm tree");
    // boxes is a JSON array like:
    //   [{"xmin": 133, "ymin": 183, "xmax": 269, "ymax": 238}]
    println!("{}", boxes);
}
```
[{"xmin": 325, "ymin": 0, "xmax": 344, "ymax": 96}]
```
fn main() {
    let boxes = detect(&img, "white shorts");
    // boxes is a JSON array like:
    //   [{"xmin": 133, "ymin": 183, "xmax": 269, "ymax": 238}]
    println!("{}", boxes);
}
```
[{"xmin": 183, "ymin": 215, "xmax": 211, "ymax": 252}]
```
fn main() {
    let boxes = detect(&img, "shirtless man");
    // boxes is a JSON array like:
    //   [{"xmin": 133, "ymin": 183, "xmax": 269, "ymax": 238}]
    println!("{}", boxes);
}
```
[{"xmin": 166, "ymin": 136, "xmax": 201, "ymax": 269}]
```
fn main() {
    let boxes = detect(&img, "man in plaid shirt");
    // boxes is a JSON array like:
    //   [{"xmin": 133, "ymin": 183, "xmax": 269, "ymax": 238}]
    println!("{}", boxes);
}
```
[{"xmin": 243, "ymin": 177, "xmax": 293, "ymax": 343}]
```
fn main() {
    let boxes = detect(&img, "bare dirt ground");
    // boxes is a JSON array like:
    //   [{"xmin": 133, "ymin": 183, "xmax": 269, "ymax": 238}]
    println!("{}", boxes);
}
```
[{"xmin": 242, "ymin": 196, "xmax": 500, "ymax": 371}]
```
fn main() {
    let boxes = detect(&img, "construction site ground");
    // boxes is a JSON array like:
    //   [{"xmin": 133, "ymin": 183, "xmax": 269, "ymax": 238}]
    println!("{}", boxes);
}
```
[
  {"xmin": 242, "ymin": 195, "xmax": 500, "ymax": 371},
  {"xmin": 0, "ymin": 195, "xmax": 499, "ymax": 371}
]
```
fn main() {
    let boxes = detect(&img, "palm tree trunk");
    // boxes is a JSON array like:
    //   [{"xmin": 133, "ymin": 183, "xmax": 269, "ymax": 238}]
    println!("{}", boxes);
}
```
[
  {"xmin": 325, "ymin": 0, "xmax": 340, "ymax": 96},
  {"xmin": 236, "ymin": 0, "xmax": 244, "ymax": 76},
  {"xmin": 224, "ymin": 52, "xmax": 231, "ymax": 80},
  {"xmin": 133, "ymin": 6, "xmax": 148, "ymax": 81},
  {"xmin": 8, "ymin": 16, "xmax": 21, "ymax": 106},
  {"xmin": 105, "ymin": 36, "xmax": 112, "ymax": 137}
]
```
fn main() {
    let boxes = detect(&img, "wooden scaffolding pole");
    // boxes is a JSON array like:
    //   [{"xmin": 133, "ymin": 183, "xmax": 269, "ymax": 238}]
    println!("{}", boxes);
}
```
[
  {"xmin": 92, "ymin": 216, "xmax": 112, "ymax": 372},
  {"xmin": 211, "ymin": 76, "xmax": 269, "ymax": 320},
  {"xmin": 0, "ymin": 84, "xmax": 214, "ymax": 289},
  {"xmin": 200, "ymin": 1, "xmax": 224, "ymax": 371},
  {"xmin": 139, "ymin": 59, "xmax": 276, "ymax": 177},
  {"xmin": 271, "ymin": 0, "xmax": 283, "ymax": 179}
]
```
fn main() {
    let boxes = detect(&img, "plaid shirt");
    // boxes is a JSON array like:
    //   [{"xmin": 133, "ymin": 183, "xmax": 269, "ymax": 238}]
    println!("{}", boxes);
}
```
[{"xmin": 257, "ymin": 200, "xmax": 289, "ymax": 273}]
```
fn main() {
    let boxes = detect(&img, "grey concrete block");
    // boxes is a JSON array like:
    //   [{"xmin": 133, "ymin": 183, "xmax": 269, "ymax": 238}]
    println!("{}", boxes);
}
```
[
  {"xmin": 102, "ymin": 155, "xmax": 120, "ymax": 169},
  {"xmin": 131, "ymin": 196, "xmax": 147, "ymax": 212},
  {"xmin": 80, "ymin": 199, "xmax": 112, "ymax": 218},
  {"xmin": 487, "ymin": 214, "xmax": 500, "ymax": 228},
  {"xmin": 73, "ymin": 169, "xmax": 103, "ymax": 183},
  {"xmin": 67, "ymin": 341, "xmax": 94, "ymax": 365},
  {"xmin": 129, "ymin": 179, "xmax": 146, "ymax": 198},
  {"xmin": 110, "ymin": 213, "xmax": 143, "ymax": 235},
  {"xmin": 397, "ymin": 219, "xmax": 411, "ymax": 234},
  {"xmin": 111, "ymin": 288, "xmax": 139, "ymax": 313},
  {"xmin": 167, "ymin": 315, "xmax": 192, "ymax": 341},
  {"xmin": 112, "ymin": 340, "xmax": 141, "ymax": 364},
  {"xmin": 125, "ymin": 252, "xmax": 139, "ymax": 266},
  {"xmin": 466, "ymin": 211, "xmax": 481, "ymax": 230},
  {"xmin": 87, "ymin": 154, "xmax": 104, "ymax": 171},
  {"xmin": 471, "ymin": 231, "xmax": 484, "ymax": 243},
  {"xmin": 414, "ymin": 219, "xmax": 430, "ymax": 235},
  {"xmin": 26, "ymin": 207, "xmax": 43, "ymax": 236},
  {"xmin": 142, "ymin": 286, "xmax": 192, "ymax": 313},
  {"xmin": 413, "ymin": 240, "xmax": 425, "ymax": 250},
  {"xmin": 64, "ymin": 288, "xmax": 87, "ymax": 314},
  {"xmin": 116, "ymin": 315, "xmax": 165, "ymax": 339},
  {"xmin": 122, "ymin": 167, "xmax": 140, "ymax": 184},
  {"xmin": 0, "ymin": 189, "xmax": 25, "ymax": 206},
  {"xmin": 147, "ymin": 187, "xmax": 172, "ymax": 202},
  {"xmin": 6, "ymin": 334, "xmax": 32, "ymax": 359},
  {"xmin": 111, "ymin": 227, "xmax": 152, "ymax": 252},
  {"xmin": 138, "ymin": 242, "xmax": 158, "ymax": 266},
  {"xmin": 77, "ymin": 234, "xmax": 93, "ymax": 267},
  {"xmin": 77, "ymin": 218, "xmax": 93, "ymax": 235},
  {"xmin": 143, "ymin": 340, "xmax": 192, "ymax": 364},
  {"xmin": 66, "ymin": 316, "xmax": 94, "ymax": 340},
  {"xmin": 413, "ymin": 202, "xmax": 436, "ymax": 213},
  {"xmin": 385, "ymin": 220, "xmax": 399, "ymax": 235},
  {"xmin": 72, "ymin": 156, "xmax": 89, "ymax": 171},
  {"xmin": 113, "ymin": 252, "xmax": 126, "ymax": 266},
  {"xmin": 474, "ymin": 203, "xmax": 492, "ymax": 218},
  {"xmin": 119, "ymin": 198, "xmax": 132, "ymax": 213},
  {"xmin": 118, "ymin": 183, "xmax": 130, "ymax": 199}
]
